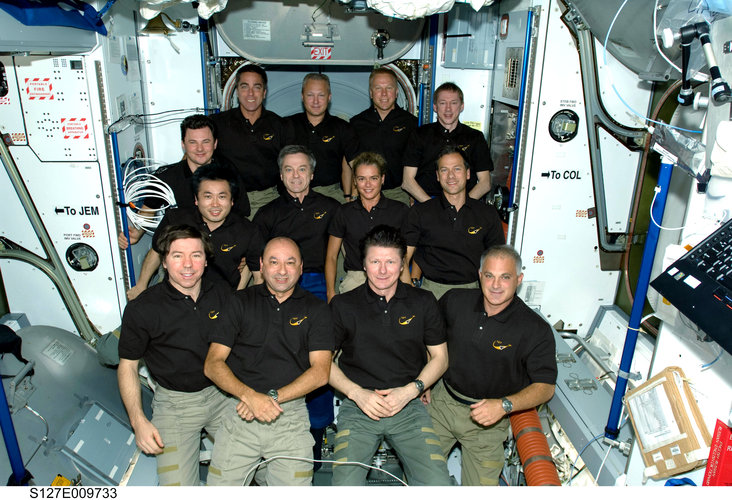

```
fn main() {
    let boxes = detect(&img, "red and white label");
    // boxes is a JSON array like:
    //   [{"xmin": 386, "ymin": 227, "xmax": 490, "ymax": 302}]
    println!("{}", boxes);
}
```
[
  {"xmin": 61, "ymin": 117, "xmax": 89, "ymax": 139},
  {"xmin": 25, "ymin": 78, "xmax": 54, "ymax": 100},
  {"xmin": 310, "ymin": 47, "xmax": 332, "ymax": 60},
  {"xmin": 0, "ymin": 96, "xmax": 10, "ymax": 105}
]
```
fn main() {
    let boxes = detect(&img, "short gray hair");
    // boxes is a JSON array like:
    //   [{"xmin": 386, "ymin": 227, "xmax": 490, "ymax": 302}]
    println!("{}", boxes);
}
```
[
  {"xmin": 479, "ymin": 245, "xmax": 522, "ymax": 275},
  {"xmin": 302, "ymin": 73, "xmax": 331, "ymax": 93},
  {"xmin": 277, "ymin": 144, "xmax": 316, "ymax": 174}
]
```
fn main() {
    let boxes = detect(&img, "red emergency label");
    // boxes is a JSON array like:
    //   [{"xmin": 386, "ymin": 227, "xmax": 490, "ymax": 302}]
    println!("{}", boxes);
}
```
[
  {"xmin": 0, "ymin": 96, "xmax": 10, "ymax": 105},
  {"xmin": 61, "ymin": 117, "xmax": 89, "ymax": 139},
  {"xmin": 25, "ymin": 78, "xmax": 54, "ymax": 100},
  {"xmin": 310, "ymin": 47, "xmax": 332, "ymax": 60}
]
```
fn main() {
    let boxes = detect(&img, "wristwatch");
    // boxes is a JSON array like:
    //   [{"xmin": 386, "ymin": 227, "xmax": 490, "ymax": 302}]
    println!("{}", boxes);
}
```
[
  {"xmin": 414, "ymin": 379, "xmax": 425, "ymax": 395},
  {"xmin": 267, "ymin": 389, "xmax": 279, "ymax": 402},
  {"xmin": 501, "ymin": 397, "xmax": 513, "ymax": 413},
  {"xmin": 411, "ymin": 278, "xmax": 421, "ymax": 288}
]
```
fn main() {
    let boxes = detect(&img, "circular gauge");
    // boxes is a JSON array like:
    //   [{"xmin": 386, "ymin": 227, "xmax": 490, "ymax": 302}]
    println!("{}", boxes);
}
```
[
  {"xmin": 66, "ymin": 243, "xmax": 99, "ymax": 272},
  {"xmin": 548, "ymin": 109, "xmax": 580, "ymax": 142}
]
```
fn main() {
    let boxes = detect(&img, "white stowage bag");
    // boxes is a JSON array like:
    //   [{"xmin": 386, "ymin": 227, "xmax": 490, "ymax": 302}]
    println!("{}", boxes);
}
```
[
  {"xmin": 137, "ymin": 0, "xmax": 229, "ymax": 20},
  {"xmin": 367, "ymin": 0, "xmax": 455, "ymax": 19},
  {"xmin": 367, "ymin": 0, "xmax": 495, "ymax": 19}
]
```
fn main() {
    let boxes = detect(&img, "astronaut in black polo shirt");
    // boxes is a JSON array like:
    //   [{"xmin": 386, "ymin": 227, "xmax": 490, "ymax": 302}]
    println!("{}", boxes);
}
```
[
  {"xmin": 427, "ymin": 245, "xmax": 557, "ymax": 486},
  {"xmin": 401, "ymin": 145, "xmax": 505, "ymax": 300},
  {"xmin": 402, "ymin": 82, "xmax": 493, "ymax": 202},
  {"xmin": 210, "ymin": 64, "xmax": 289, "ymax": 216},
  {"xmin": 253, "ymin": 144, "xmax": 340, "ymax": 301},
  {"xmin": 350, "ymin": 67, "xmax": 417, "ymax": 205},
  {"xmin": 325, "ymin": 152, "xmax": 409, "ymax": 301},
  {"xmin": 285, "ymin": 73, "xmax": 358, "ymax": 204},
  {"xmin": 118, "ymin": 224, "xmax": 234, "ymax": 486},
  {"xmin": 126, "ymin": 162, "xmax": 264, "ymax": 300},
  {"xmin": 118, "ymin": 114, "xmax": 250, "ymax": 248},
  {"xmin": 203, "ymin": 237, "xmax": 333, "ymax": 486},
  {"xmin": 329, "ymin": 225, "xmax": 451, "ymax": 486}
]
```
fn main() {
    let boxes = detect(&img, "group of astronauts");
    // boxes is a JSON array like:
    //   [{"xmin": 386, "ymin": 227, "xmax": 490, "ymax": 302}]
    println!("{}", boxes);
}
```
[{"xmin": 116, "ymin": 64, "xmax": 558, "ymax": 486}]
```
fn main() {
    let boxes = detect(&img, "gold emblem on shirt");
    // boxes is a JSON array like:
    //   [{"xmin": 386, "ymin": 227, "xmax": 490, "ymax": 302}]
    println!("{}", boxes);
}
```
[
  {"xmin": 220, "ymin": 243, "xmax": 237, "ymax": 252},
  {"xmin": 398, "ymin": 315, "xmax": 415, "ymax": 325},
  {"xmin": 492, "ymin": 340, "xmax": 512, "ymax": 351},
  {"xmin": 393, "ymin": 125, "xmax": 406, "ymax": 133},
  {"xmin": 322, "ymin": 135, "xmax": 335, "ymax": 143},
  {"xmin": 458, "ymin": 144, "xmax": 470, "ymax": 152},
  {"xmin": 209, "ymin": 311, "xmax": 220, "ymax": 320},
  {"xmin": 313, "ymin": 211, "xmax": 327, "ymax": 220},
  {"xmin": 467, "ymin": 226, "xmax": 482, "ymax": 235},
  {"xmin": 289, "ymin": 316, "xmax": 308, "ymax": 326},
  {"xmin": 262, "ymin": 133, "xmax": 274, "ymax": 141}
]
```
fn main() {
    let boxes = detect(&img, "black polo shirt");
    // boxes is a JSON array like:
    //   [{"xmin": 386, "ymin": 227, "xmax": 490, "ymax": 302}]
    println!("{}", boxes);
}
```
[
  {"xmin": 350, "ymin": 105, "xmax": 417, "ymax": 189},
  {"xmin": 439, "ymin": 290, "xmax": 557, "ymax": 400},
  {"xmin": 119, "ymin": 278, "xmax": 234, "ymax": 392},
  {"xmin": 209, "ymin": 284, "xmax": 333, "ymax": 393},
  {"xmin": 285, "ymin": 112, "xmax": 359, "ymax": 188},
  {"xmin": 331, "ymin": 282, "xmax": 446, "ymax": 390},
  {"xmin": 144, "ymin": 157, "xmax": 251, "ymax": 217},
  {"xmin": 253, "ymin": 191, "xmax": 339, "ymax": 273},
  {"xmin": 153, "ymin": 208, "xmax": 264, "ymax": 288},
  {"xmin": 402, "ymin": 195, "xmax": 505, "ymax": 284},
  {"xmin": 328, "ymin": 196, "xmax": 409, "ymax": 271},
  {"xmin": 402, "ymin": 121, "xmax": 492, "ymax": 197},
  {"xmin": 210, "ymin": 108, "xmax": 289, "ymax": 191}
]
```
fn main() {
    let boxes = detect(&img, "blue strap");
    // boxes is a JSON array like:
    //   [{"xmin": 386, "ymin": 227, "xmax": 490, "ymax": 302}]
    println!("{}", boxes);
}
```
[
  {"xmin": 0, "ymin": 0, "xmax": 108, "ymax": 35},
  {"xmin": 664, "ymin": 477, "xmax": 697, "ymax": 486}
]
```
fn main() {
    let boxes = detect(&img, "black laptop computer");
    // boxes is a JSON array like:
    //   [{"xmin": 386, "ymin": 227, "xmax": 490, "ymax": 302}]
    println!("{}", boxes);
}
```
[{"xmin": 650, "ymin": 217, "xmax": 732, "ymax": 355}]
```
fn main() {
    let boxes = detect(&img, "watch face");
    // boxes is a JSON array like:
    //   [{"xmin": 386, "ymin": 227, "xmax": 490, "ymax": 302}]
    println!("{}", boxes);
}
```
[{"xmin": 502, "ymin": 399, "xmax": 512, "ymax": 412}]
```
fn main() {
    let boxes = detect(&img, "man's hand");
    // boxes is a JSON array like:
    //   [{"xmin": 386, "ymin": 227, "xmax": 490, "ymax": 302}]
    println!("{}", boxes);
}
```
[
  {"xmin": 420, "ymin": 388, "xmax": 431, "ymax": 405},
  {"xmin": 350, "ymin": 387, "xmax": 393, "ymax": 420},
  {"xmin": 236, "ymin": 400, "xmax": 254, "ymax": 421},
  {"xmin": 118, "ymin": 232, "xmax": 130, "ymax": 250},
  {"xmin": 127, "ymin": 284, "xmax": 146, "ymax": 301},
  {"xmin": 376, "ymin": 384, "xmax": 418, "ymax": 416},
  {"xmin": 118, "ymin": 226, "xmax": 144, "ymax": 249},
  {"xmin": 242, "ymin": 391, "xmax": 283, "ymax": 423},
  {"xmin": 469, "ymin": 398, "xmax": 505, "ymax": 427},
  {"xmin": 132, "ymin": 418, "xmax": 164, "ymax": 455}
]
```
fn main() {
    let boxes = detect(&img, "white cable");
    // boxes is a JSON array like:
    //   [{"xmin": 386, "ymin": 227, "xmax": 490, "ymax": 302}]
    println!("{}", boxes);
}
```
[
  {"xmin": 603, "ymin": 0, "xmax": 703, "ymax": 134},
  {"xmin": 568, "ymin": 433, "xmax": 605, "ymax": 486},
  {"xmin": 242, "ymin": 454, "xmax": 409, "ymax": 486},
  {"xmin": 653, "ymin": 0, "xmax": 710, "ymax": 81},
  {"xmin": 594, "ymin": 443, "xmax": 613, "ymax": 485},
  {"xmin": 121, "ymin": 158, "xmax": 177, "ymax": 235},
  {"xmin": 649, "ymin": 187, "xmax": 686, "ymax": 231}
]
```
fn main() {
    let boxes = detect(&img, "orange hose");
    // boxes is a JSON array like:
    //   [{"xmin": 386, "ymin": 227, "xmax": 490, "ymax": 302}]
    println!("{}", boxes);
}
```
[{"xmin": 510, "ymin": 408, "xmax": 561, "ymax": 486}]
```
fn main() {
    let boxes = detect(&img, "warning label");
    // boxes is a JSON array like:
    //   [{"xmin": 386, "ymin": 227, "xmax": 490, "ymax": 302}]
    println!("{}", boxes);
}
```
[
  {"xmin": 42, "ymin": 339, "xmax": 74, "ymax": 365},
  {"xmin": 242, "ymin": 19, "xmax": 271, "ymax": 41},
  {"xmin": 310, "ymin": 47, "xmax": 332, "ymax": 60},
  {"xmin": 0, "ymin": 96, "xmax": 10, "ymax": 105},
  {"xmin": 61, "ymin": 118, "xmax": 89, "ymax": 139},
  {"xmin": 25, "ymin": 78, "xmax": 54, "ymax": 100}
]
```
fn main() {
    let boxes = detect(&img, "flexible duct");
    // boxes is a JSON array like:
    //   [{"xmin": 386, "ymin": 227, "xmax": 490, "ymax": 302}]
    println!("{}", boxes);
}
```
[{"xmin": 510, "ymin": 409, "xmax": 561, "ymax": 486}]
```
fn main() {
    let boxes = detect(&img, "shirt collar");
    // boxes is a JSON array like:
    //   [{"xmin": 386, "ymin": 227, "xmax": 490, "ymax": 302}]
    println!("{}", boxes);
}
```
[
  {"xmin": 479, "ymin": 294, "xmax": 521, "ymax": 323},
  {"xmin": 162, "ymin": 277, "xmax": 213, "ymax": 301},
  {"xmin": 438, "ymin": 121, "xmax": 462, "ymax": 135},
  {"xmin": 370, "ymin": 105, "xmax": 402, "ymax": 120},
  {"xmin": 255, "ymin": 282, "xmax": 307, "ymax": 302},
  {"xmin": 363, "ymin": 279, "xmax": 408, "ymax": 304},
  {"xmin": 356, "ymin": 195, "xmax": 388, "ymax": 212},
  {"xmin": 285, "ymin": 190, "xmax": 316, "ymax": 206}
]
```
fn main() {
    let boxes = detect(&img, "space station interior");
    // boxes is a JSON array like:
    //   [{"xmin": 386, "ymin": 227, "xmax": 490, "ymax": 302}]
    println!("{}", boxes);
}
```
[{"xmin": 0, "ymin": 0, "xmax": 731, "ymax": 488}]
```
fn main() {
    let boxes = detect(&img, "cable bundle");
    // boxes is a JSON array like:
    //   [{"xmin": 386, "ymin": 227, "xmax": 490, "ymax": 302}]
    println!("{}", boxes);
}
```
[{"xmin": 121, "ymin": 158, "xmax": 177, "ymax": 235}]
